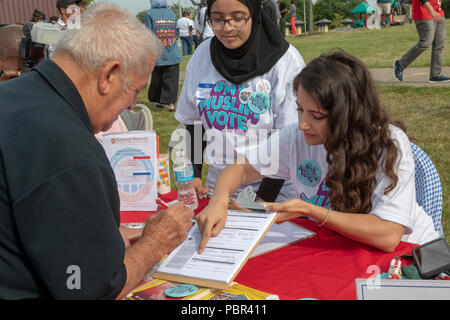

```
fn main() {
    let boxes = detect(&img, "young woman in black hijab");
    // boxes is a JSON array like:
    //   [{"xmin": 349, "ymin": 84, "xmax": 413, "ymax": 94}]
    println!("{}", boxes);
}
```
[
  {"xmin": 208, "ymin": 0, "xmax": 289, "ymax": 84},
  {"xmin": 175, "ymin": 0, "xmax": 305, "ymax": 202}
]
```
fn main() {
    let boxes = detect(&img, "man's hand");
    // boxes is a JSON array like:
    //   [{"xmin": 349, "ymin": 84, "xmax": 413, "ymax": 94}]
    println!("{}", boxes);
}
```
[
  {"xmin": 117, "ymin": 202, "xmax": 195, "ymax": 300},
  {"xmin": 119, "ymin": 225, "xmax": 143, "ymax": 249},
  {"xmin": 142, "ymin": 202, "xmax": 195, "ymax": 254}
]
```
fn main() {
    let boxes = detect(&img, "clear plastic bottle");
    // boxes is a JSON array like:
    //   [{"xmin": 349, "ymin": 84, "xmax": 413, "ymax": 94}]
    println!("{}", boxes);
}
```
[{"xmin": 173, "ymin": 151, "xmax": 198, "ymax": 210}]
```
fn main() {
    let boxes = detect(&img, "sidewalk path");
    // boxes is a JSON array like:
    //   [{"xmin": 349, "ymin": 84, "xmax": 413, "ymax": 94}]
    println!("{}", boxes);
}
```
[
  {"xmin": 370, "ymin": 66, "xmax": 450, "ymax": 87},
  {"xmin": 180, "ymin": 67, "xmax": 450, "ymax": 87}
]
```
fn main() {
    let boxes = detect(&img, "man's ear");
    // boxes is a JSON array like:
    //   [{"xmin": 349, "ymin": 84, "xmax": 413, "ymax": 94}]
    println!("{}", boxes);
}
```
[{"xmin": 98, "ymin": 61, "xmax": 121, "ymax": 95}]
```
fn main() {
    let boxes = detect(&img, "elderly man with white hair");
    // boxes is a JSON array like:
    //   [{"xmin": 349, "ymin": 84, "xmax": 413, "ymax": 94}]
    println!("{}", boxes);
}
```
[{"xmin": 0, "ymin": 4, "xmax": 194, "ymax": 300}]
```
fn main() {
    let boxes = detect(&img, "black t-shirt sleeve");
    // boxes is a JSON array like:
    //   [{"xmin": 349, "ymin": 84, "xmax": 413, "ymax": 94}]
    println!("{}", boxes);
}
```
[{"xmin": 13, "ymin": 162, "xmax": 126, "ymax": 299}]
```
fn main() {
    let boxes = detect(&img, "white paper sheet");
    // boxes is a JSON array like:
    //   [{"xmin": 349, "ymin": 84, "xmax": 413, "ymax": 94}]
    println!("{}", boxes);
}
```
[
  {"xmin": 251, "ymin": 221, "xmax": 315, "ymax": 257},
  {"xmin": 156, "ymin": 210, "xmax": 278, "ymax": 284}
]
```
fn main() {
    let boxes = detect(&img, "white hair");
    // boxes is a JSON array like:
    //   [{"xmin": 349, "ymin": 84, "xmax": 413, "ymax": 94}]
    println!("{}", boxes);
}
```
[{"xmin": 56, "ymin": 3, "xmax": 161, "ymax": 84}]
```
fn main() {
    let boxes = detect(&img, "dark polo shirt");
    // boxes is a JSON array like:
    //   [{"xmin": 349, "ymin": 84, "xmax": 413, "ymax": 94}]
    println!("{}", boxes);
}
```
[{"xmin": 0, "ymin": 60, "xmax": 126, "ymax": 299}]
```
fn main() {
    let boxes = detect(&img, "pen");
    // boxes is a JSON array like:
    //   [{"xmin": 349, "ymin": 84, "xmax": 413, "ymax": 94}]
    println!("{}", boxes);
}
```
[{"xmin": 156, "ymin": 198, "xmax": 169, "ymax": 209}]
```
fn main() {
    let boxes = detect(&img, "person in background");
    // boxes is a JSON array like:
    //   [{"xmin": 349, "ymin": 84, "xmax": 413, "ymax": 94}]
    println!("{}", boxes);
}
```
[
  {"xmin": 79, "ymin": 0, "xmax": 89, "ymax": 13},
  {"xmin": 271, "ymin": 0, "xmax": 281, "ymax": 25},
  {"xmin": 289, "ymin": 0, "xmax": 297, "ymax": 35},
  {"xmin": 262, "ymin": 0, "xmax": 278, "ymax": 26},
  {"xmin": 196, "ymin": 50, "xmax": 439, "ymax": 254},
  {"xmin": 0, "ymin": 3, "xmax": 194, "ymax": 300},
  {"xmin": 175, "ymin": 0, "xmax": 305, "ymax": 203},
  {"xmin": 177, "ymin": 11, "xmax": 195, "ymax": 55},
  {"xmin": 193, "ymin": 30, "xmax": 200, "ymax": 49},
  {"xmin": 278, "ymin": 0, "xmax": 287, "ymax": 37},
  {"xmin": 145, "ymin": 0, "xmax": 183, "ymax": 112},
  {"xmin": 402, "ymin": 0, "xmax": 413, "ymax": 23},
  {"xmin": 56, "ymin": 0, "xmax": 82, "ymax": 30},
  {"xmin": 0, "ymin": 25, "xmax": 25, "ymax": 82},
  {"xmin": 31, "ymin": 9, "xmax": 46, "ymax": 22},
  {"xmin": 49, "ymin": 16, "xmax": 59, "ymax": 24},
  {"xmin": 43, "ymin": 0, "xmax": 82, "ymax": 59},
  {"xmin": 195, "ymin": 0, "xmax": 215, "ymax": 44},
  {"xmin": 394, "ymin": 0, "xmax": 448, "ymax": 83},
  {"xmin": 377, "ymin": 0, "xmax": 393, "ymax": 27}
]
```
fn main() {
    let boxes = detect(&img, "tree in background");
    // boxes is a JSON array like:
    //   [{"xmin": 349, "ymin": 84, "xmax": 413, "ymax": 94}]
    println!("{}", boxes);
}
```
[
  {"xmin": 168, "ymin": 3, "xmax": 196, "ymax": 20},
  {"xmin": 330, "ymin": 13, "xmax": 344, "ymax": 29},
  {"xmin": 313, "ymin": 0, "xmax": 363, "ymax": 23}
]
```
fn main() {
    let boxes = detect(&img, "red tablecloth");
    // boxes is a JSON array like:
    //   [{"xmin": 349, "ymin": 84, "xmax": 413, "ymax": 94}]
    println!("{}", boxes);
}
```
[
  {"xmin": 120, "ymin": 191, "xmax": 209, "ymax": 224},
  {"xmin": 121, "ymin": 192, "xmax": 417, "ymax": 300}
]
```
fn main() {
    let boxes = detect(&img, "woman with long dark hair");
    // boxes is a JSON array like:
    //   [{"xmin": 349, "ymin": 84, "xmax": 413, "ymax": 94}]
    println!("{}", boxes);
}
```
[{"xmin": 196, "ymin": 50, "xmax": 439, "ymax": 253}]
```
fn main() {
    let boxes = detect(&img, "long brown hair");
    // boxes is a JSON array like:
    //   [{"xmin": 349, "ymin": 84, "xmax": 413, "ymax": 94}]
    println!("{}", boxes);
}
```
[{"xmin": 293, "ymin": 50, "xmax": 400, "ymax": 214}]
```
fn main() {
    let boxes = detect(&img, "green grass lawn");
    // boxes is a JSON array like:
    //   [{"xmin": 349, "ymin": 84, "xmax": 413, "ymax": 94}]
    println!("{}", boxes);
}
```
[
  {"xmin": 140, "ymin": 21, "xmax": 450, "ymax": 239},
  {"xmin": 378, "ymin": 86, "xmax": 450, "ymax": 238},
  {"xmin": 287, "ymin": 19, "xmax": 450, "ymax": 67}
]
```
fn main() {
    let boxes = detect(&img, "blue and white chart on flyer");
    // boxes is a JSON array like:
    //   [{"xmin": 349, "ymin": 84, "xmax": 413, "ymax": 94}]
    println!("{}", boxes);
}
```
[{"xmin": 103, "ymin": 130, "xmax": 158, "ymax": 211}]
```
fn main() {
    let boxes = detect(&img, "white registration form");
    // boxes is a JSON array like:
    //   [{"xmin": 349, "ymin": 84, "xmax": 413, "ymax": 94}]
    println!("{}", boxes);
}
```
[{"xmin": 154, "ymin": 210, "xmax": 278, "ymax": 288}]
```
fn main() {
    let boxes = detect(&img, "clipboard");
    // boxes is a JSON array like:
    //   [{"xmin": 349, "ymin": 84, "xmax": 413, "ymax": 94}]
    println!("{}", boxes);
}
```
[{"xmin": 153, "ymin": 210, "xmax": 279, "ymax": 289}]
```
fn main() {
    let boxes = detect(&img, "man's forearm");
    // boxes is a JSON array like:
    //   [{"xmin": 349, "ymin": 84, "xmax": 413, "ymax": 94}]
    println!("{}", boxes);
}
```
[
  {"xmin": 115, "ymin": 234, "xmax": 166, "ymax": 299},
  {"xmin": 115, "ymin": 203, "xmax": 194, "ymax": 299}
]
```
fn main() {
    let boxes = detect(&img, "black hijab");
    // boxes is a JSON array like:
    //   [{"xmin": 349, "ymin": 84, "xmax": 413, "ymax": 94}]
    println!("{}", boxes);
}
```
[{"xmin": 207, "ymin": 0, "xmax": 290, "ymax": 85}]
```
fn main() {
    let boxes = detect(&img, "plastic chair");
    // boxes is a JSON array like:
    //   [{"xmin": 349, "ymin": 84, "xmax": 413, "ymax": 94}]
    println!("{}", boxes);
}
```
[
  {"xmin": 410, "ymin": 142, "xmax": 444, "ymax": 237},
  {"xmin": 120, "ymin": 104, "xmax": 153, "ymax": 131}
]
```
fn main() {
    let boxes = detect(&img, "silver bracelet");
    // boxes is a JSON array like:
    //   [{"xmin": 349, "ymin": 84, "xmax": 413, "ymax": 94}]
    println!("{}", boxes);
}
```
[{"xmin": 317, "ymin": 206, "xmax": 331, "ymax": 227}]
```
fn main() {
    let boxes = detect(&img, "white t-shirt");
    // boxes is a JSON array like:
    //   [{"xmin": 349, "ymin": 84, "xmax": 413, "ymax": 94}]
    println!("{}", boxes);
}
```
[
  {"xmin": 175, "ymin": 40, "xmax": 306, "ymax": 200},
  {"xmin": 177, "ymin": 17, "xmax": 194, "ymax": 37},
  {"xmin": 194, "ymin": 7, "xmax": 214, "ymax": 40},
  {"xmin": 247, "ymin": 123, "xmax": 439, "ymax": 245}
]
